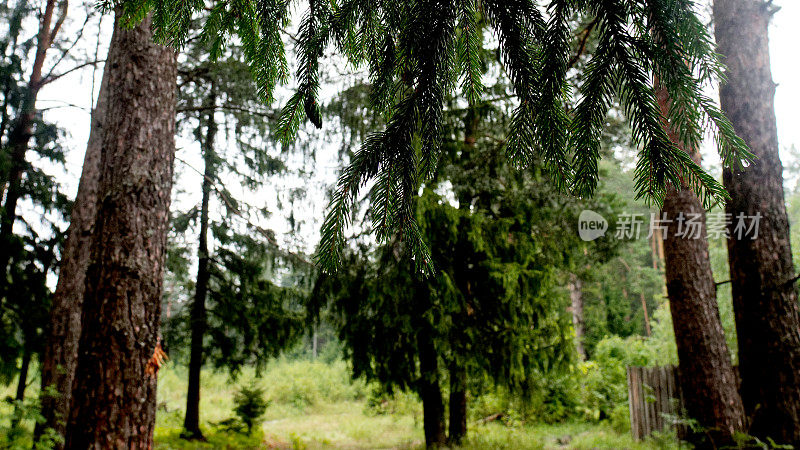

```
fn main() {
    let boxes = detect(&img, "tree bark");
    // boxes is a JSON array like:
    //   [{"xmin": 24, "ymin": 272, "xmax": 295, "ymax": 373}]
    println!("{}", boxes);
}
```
[
  {"xmin": 417, "ymin": 328, "xmax": 446, "ymax": 448},
  {"xmin": 568, "ymin": 273, "xmax": 586, "ymax": 360},
  {"xmin": 713, "ymin": 1, "xmax": 800, "ymax": 444},
  {"xmin": 0, "ymin": 0, "xmax": 63, "ymax": 289},
  {"xmin": 183, "ymin": 84, "xmax": 217, "ymax": 441},
  {"xmin": 35, "ymin": 58, "xmax": 109, "ymax": 447},
  {"xmin": 448, "ymin": 362, "xmax": 467, "ymax": 445},
  {"xmin": 64, "ymin": 11, "xmax": 177, "ymax": 449},
  {"xmin": 714, "ymin": 0, "xmax": 800, "ymax": 445},
  {"xmin": 639, "ymin": 292, "xmax": 651, "ymax": 337},
  {"xmin": 657, "ymin": 84, "xmax": 745, "ymax": 446}
]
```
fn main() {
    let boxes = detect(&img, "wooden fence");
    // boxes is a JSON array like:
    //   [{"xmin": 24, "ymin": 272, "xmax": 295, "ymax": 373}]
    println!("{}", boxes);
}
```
[{"xmin": 626, "ymin": 365, "xmax": 686, "ymax": 440}]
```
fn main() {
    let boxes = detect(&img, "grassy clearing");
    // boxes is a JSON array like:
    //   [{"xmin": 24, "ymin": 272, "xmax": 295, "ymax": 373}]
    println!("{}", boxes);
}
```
[
  {"xmin": 152, "ymin": 359, "xmax": 681, "ymax": 449},
  {"xmin": 1, "ymin": 359, "xmax": 680, "ymax": 448}
]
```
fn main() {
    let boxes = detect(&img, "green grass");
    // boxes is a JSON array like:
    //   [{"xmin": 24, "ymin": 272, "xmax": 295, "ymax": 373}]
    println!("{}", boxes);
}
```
[
  {"xmin": 152, "ymin": 359, "xmax": 680, "ymax": 449},
  {"xmin": 2, "ymin": 359, "xmax": 680, "ymax": 449}
]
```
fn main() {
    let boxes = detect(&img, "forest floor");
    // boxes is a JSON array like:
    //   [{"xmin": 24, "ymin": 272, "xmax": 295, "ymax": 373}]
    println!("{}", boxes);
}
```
[
  {"xmin": 152, "ymin": 360, "xmax": 680, "ymax": 449},
  {"xmin": 2, "ymin": 359, "xmax": 681, "ymax": 449}
]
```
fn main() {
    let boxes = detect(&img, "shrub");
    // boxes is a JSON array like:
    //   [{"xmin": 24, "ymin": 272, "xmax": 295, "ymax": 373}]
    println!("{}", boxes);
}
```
[{"xmin": 233, "ymin": 384, "xmax": 269, "ymax": 433}]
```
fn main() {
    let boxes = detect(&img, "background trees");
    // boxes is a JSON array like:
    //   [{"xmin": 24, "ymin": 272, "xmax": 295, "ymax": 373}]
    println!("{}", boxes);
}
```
[{"xmin": 1, "ymin": 0, "xmax": 799, "ymax": 448}]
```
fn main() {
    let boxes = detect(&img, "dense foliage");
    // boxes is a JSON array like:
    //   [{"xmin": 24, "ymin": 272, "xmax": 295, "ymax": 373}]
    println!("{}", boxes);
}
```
[{"xmin": 115, "ymin": 0, "xmax": 753, "ymax": 272}]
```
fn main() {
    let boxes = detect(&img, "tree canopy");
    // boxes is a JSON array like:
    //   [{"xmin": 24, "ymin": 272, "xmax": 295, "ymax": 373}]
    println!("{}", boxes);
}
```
[{"xmin": 115, "ymin": 0, "xmax": 753, "ymax": 272}]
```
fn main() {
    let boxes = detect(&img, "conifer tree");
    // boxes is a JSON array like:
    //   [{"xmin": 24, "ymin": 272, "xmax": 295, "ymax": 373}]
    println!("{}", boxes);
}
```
[
  {"xmin": 0, "ymin": 0, "xmax": 68, "ymax": 288},
  {"xmin": 309, "ymin": 85, "xmax": 620, "ymax": 446},
  {"xmin": 655, "ymin": 82, "xmax": 745, "ymax": 445},
  {"xmin": 37, "ymin": 58, "xmax": 108, "ymax": 447},
  {"xmin": 0, "ymin": 0, "xmax": 71, "ymax": 420},
  {"xmin": 169, "ymin": 24, "xmax": 306, "ymax": 439}
]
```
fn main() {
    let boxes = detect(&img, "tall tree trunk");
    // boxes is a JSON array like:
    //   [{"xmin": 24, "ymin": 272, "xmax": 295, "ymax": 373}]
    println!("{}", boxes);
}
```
[
  {"xmin": 568, "ymin": 273, "xmax": 586, "ymax": 360},
  {"xmin": 0, "ymin": 0, "xmax": 63, "ymax": 286},
  {"xmin": 447, "ymin": 362, "xmax": 467, "ymax": 445},
  {"xmin": 183, "ymin": 84, "xmax": 217, "ymax": 441},
  {"xmin": 714, "ymin": 1, "xmax": 800, "ymax": 444},
  {"xmin": 657, "ymin": 85, "xmax": 745, "ymax": 446},
  {"xmin": 64, "ymin": 11, "xmax": 177, "ymax": 449},
  {"xmin": 639, "ymin": 292, "xmax": 651, "ymax": 337},
  {"xmin": 10, "ymin": 351, "xmax": 30, "ymax": 428},
  {"xmin": 417, "ymin": 328, "xmax": 446, "ymax": 448},
  {"xmin": 35, "ymin": 60, "xmax": 108, "ymax": 447}
]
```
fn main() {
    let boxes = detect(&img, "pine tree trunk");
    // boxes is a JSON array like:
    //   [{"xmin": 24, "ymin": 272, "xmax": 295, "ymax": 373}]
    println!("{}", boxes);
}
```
[
  {"xmin": 183, "ymin": 85, "xmax": 217, "ymax": 441},
  {"xmin": 448, "ymin": 362, "xmax": 467, "ymax": 445},
  {"xmin": 35, "ymin": 59, "xmax": 109, "ymax": 448},
  {"xmin": 714, "ymin": 0, "xmax": 800, "ymax": 443},
  {"xmin": 656, "ymin": 85, "xmax": 745, "ymax": 446},
  {"xmin": 0, "ymin": 0, "xmax": 60, "ymax": 288},
  {"xmin": 64, "ymin": 11, "xmax": 176, "ymax": 449},
  {"xmin": 568, "ymin": 273, "xmax": 586, "ymax": 360},
  {"xmin": 10, "ymin": 351, "xmax": 30, "ymax": 428},
  {"xmin": 417, "ymin": 328, "xmax": 446, "ymax": 448}
]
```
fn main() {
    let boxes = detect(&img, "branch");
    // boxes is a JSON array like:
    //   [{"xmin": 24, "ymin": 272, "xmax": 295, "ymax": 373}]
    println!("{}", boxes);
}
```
[
  {"xmin": 42, "ymin": 4, "xmax": 92, "ymax": 83},
  {"xmin": 781, "ymin": 272, "xmax": 800, "ymax": 288},
  {"xmin": 567, "ymin": 18, "xmax": 598, "ymax": 69},
  {"xmin": 177, "ymin": 104, "xmax": 279, "ymax": 119},
  {"xmin": 49, "ymin": 0, "xmax": 68, "ymax": 44},
  {"xmin": 173, "ymin": 155, "xmax": 313, "ymax": 267},
  {"xmin": 39, "ymin": 59, "xmax": 105, "ymax": 87}
]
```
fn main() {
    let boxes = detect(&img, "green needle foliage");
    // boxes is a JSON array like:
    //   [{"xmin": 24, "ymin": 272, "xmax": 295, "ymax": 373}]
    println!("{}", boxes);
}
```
[{"xmin": 120, "ymin": 0, "xmax": 752, "ymax": 272}]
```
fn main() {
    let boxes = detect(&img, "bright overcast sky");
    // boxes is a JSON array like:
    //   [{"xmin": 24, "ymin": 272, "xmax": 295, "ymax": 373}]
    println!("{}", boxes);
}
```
[{"xmin": 769, "ymin": 0, "xmax": 800, "ymax": 154}]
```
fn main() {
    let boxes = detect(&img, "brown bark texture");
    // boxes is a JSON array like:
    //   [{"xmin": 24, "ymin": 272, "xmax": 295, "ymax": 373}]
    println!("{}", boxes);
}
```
[
  {"xmin": 63, "ymin": 11, "xmax": 177, "ymax": 449},
  {"xmin": 714, "ymin": 0, "xmax": 800, "ymax": 443},
  {"xmin": 36, "ymin": 60, "xmax": 108, "ymax": 447},
  {"xmin": 418, "ymin": 328, "xmax": 446, "ymax": 448},
  {"xmin": 657, "ymin": 84, "xmax": 745, "ymax": 446}
]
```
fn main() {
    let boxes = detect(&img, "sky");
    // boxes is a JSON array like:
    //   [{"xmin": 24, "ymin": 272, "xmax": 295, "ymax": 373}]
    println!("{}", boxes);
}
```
[
  {"xmin": 31, "ymin": 0, "xmax": 800, "ymax": 253},
  {"xmin": 767, "ymin": 1, "xmax": 800, "ymax": 156}
]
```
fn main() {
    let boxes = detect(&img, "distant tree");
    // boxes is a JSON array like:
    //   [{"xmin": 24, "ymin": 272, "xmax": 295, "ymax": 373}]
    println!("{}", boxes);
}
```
[
  {"xmin": 714, "ymin": 0, "xmax": 800, "ymax": 444},
  {"xmin": 309, "ymin": 97, "xmax": 620, "ymax": 446},
  {"xmin": 0, "ymin": 0, "xmax": 71, "ymax": 432},
  {"xmin": 0, "ymin": 0, "xmax": 69, "ymax": 287},
  {"xmin": 169, "ymin": 23, "xmax": 306, "ymax": 439}
]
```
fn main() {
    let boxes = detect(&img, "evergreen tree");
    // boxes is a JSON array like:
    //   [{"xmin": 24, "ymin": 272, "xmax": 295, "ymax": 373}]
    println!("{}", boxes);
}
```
[
  {"xmin": 0, "ymin": 0, "xmax": 71, "ymax": 428},
  {"xmin": 656, "ymin": 82, "xmax": 745, "ymax": 445},
  {"xmin": 37, "ymin": 57, "xmax": 108, "ymax": 447},
  {"xmin": 0, "ymin": 0, "xmax": 68, "ymax": 289},
  {"xmin": 309, "ymin": 89, "xmax": 621, "ymax": 446},
  {"xmin": 168, "ymin": 23, "xmax": 306, "ymax": 439}
]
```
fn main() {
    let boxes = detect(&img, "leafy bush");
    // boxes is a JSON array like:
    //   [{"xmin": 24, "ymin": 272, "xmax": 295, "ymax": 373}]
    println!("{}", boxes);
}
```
[
  {"xmin": 364, "ymin": 385, "xmax": 421, "ymax": 417},
  {"xmin": 233, "ymin": 384, "xmax": 268, "ymax": 433},
  {"xmin": 264, "ymin": 360, "xmax": 367, "ymax": 410},
  {"xmin": 576, "ymin": 334, "xmax": 663, "ymax": 424}
]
